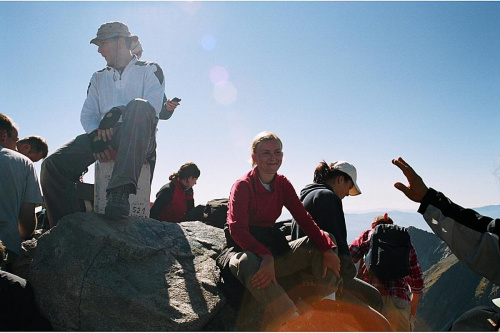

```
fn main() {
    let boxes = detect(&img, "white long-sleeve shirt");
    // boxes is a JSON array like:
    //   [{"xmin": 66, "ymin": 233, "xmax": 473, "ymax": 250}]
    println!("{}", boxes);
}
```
[{"xmin": 80, "ymin": 56, "xmax": 165, "ymax": 133}]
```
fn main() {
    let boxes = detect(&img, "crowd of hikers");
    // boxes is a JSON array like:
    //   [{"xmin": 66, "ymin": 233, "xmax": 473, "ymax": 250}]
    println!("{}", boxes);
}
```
[{"xmin": 1, "ymin": 20, "xmax": 499, "ymax": 331}]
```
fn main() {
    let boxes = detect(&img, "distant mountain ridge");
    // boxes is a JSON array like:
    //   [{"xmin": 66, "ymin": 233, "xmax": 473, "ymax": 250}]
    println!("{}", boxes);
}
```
[
  {"xmin": 344, "ymin": 204, "xmax": 500, "ymax": 330},
  {"xmin": 344, "ymin": 204, "xmax": 500, "ymax": 243},
  {"xmin": 279, "ymin": 203, "xmax": 500, "ymax": 330},
  {"xmin": 408, "ymin": 227, "xmax": 500, "ymax": 331}
]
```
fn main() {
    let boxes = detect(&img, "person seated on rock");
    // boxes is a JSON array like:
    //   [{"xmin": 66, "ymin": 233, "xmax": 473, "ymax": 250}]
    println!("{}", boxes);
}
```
[
  {"xmin": 41, "ymin": 21, "xmax": 179, "ymax": 226},
  {"xmin": 150, "ymin": 162, "xmax": 200, "ymax": 222},
  {"xmin": 0, "ymin": 239, "xmax": 53, "ymax": 331},
  {"xmin": 16, "ymin": 136, "xmax": 49, "ymax": 163},
  {"xmin": 217, "ymin": 131, "xmax": 342, "ymax": 330},
  {"xmin": 291, "ymin": 160, "xmax": 384, "ymax": 314},
  {"xmin": 392, "ymin": 156, "xmax": 500, "ymax": 285},
  {"xmin": 0, "ymin": 114, "xmax": 43, "ymax": 271},
  {"xmin": 349, "ymin": 213, "xmax": 424, "ymax": 331}
]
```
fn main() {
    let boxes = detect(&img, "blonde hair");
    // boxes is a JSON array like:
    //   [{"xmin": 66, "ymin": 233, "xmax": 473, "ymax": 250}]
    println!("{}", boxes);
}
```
[{"xmin": 250, "ymin": 131, "xmax": 283, "ymax": 167}]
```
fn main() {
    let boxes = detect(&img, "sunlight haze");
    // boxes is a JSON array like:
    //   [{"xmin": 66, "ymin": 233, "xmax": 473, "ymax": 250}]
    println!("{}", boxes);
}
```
[{"xmin": 2, "ymin": 1, "xmax": 499, "ymax": 217}]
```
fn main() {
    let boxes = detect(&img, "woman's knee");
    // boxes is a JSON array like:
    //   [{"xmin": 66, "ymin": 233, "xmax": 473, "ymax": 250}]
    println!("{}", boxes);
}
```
[{"xmin": 229, "ymin": 252, "xmax": 261, "ymax": 280}]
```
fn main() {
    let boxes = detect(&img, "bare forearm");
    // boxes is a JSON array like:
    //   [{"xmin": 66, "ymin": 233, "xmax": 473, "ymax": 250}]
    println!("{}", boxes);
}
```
[
  {"xmin": 411, "ymin": 292, "xmax": 422, "ymax": 317},
  {"xmin": 18, "ymin": 203, "xmax": 36, "ymax": 240}
]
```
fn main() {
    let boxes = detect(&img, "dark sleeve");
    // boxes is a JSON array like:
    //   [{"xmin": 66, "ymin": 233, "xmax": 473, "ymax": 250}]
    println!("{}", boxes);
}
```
[
  {"xmin": 305, "ymin": 191, "xmax": 349, "ymax": 255},
  {"xmin": 284, "ymin": 182, "xmax": 336, "ymax": 252},
  {"xmin": 159, "ymin": 94, "xmax": 174, "ymax": 120},
  {"xmin": 418, "ymin": 188, "xmax": 499, "ymax": 235},
  {"xmin": 150, "ymin": 183, "xmax": 175, "ymax": 219}
]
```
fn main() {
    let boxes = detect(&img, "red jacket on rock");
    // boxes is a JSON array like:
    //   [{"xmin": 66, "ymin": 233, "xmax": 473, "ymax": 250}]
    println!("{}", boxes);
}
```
[
  {"xmin": 227, "ymin": 168, "xmax": 336, "ymax": 257},
  {"xmin": 150, "ymin": 179, "xmax": 194, "ymax": 222}
]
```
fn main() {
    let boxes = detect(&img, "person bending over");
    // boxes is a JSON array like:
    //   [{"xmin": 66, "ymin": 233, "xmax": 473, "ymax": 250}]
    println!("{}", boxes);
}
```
[
  {"xmin": 16, "ymin": 136, "xmax": 48, "ymax": 163},
  {"xmin": 150, "ymin": 162, "xmax": 200, "ymax": 222},
  {"xmin": 291, "ymin": 160, "xmax": 383, "ymax": 313}
]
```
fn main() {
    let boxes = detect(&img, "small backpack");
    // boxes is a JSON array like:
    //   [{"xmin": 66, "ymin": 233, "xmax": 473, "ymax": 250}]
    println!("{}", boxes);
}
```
[
  {"xmin": 202, "ymin": 198, "xmax": 229, "ymax": 229},
  {"xmin": 365, "ymin": 223, "xmax": 411, "ymax": 281}
]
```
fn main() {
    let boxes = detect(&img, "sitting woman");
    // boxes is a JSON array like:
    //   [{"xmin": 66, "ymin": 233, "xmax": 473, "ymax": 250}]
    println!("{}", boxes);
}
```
[
  {"xmin": 218, "ymin": 131, "xmax": 342, "ymax": 330},
  {"xmin": 150, "ymin": 162, "xmax": 200, "ymax": 222},
  {"xmin": 291, "ymin": 161, "xmax": 384, "ymax": 313}
]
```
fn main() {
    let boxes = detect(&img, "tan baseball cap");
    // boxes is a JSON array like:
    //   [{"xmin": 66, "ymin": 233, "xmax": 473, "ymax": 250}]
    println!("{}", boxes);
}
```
[
  {"xmin": 90, "ymin": 21, "xmax": 138, "ymax": 45},
  {"xmin": 331, "ymin": 161, "xmax": 361, "ymax": 196}
]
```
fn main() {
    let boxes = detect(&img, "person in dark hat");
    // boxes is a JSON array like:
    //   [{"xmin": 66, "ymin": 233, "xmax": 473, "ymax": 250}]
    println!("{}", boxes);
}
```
[{"xmin": 41, "ymin": 21, "xmax": 179, "ymax": 225}]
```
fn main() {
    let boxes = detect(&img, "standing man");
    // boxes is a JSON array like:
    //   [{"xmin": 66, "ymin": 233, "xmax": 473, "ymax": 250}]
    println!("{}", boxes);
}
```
[
  {"xmin": 0, "ymin": 114, "xmax": 43, "ymax": 269},
  {"xmin": 349, "ymin": 214, "xmax": 424, "ymax": 331},
  {"xmin": 41, "ymin": 21, "xmax": 178, "ymax": 226}
]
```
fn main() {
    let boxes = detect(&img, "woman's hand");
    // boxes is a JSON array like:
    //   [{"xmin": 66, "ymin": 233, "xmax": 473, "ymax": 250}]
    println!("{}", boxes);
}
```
[
  {"xmin": 251, "ymin": 255, "xmax": 277, "ymax": 289},
  {"xmin": 322, "ymin": 249, "xmax": 341, "ymax": 278}
]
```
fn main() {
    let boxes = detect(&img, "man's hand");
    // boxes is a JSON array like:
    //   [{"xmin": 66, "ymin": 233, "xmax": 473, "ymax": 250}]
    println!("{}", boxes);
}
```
[
  {"xmin": 322, "ymin": 249, "xmax": 341, "ymax": 278},
  {"xmin": 251, "ymin": 255, "xmax": 277, "ymax": 290},
  {"xmin": 93, "ymin": 148, "xmax": 113, "ymax": 162},
  {"xmin": 97, "ymin": 128, "xmax": 113, "ymax": 142},
  {"xmin": 165, "ymin": 98, "xmax": 180, "ymax": 112},
  {"xmin": 392, "ymin": 157, "xmax": 428, "ymax": 203},
  {"xmin": 89, "ymin": 130, "xmax": 114, "ymax": 162},
  {"xmin": 98, "ymin": 107, "xmax": 122, "ymax": 137},
  {"xmin": 18, "ymin": 202, "xmax": 36, "ymax": 240}
]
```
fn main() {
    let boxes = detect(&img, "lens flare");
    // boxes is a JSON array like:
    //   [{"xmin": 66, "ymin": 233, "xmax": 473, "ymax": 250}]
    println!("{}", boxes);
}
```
[
  {"xmin": 210, "ymin": 66, "xmax": 229, "ymax": 85},
  {"xmin": 180, "ymin": 1, "xmax": 202, "ymax": 15},
  {"xmin": 213, "ymin": 81, "xmax": 237, "ymax": 105},
  {"xmin": 201, "ymin": 35, "xmax": 216, "ymax": 51}
]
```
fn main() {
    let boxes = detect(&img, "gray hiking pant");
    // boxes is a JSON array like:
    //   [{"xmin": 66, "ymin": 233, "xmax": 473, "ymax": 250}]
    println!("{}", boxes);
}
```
[
  {"xmin": 229, "ymin": 234, "xmax": 342, "ymax": 328},
  {"xmin": 41, "ymin": 99, "xmax": 157, "ymax": 227}
]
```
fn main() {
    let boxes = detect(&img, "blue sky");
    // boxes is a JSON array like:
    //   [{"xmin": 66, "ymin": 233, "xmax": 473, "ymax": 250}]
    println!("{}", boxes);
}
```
[{"xmin": 2, "ymin": 1, "xmax": 499, "ymax": 216}]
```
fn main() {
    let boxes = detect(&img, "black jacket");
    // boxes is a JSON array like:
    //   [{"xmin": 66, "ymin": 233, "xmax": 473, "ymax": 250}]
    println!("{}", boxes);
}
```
[{"xmin": 291, "ymin": 183, "xmax": 356, "ymax": 280}]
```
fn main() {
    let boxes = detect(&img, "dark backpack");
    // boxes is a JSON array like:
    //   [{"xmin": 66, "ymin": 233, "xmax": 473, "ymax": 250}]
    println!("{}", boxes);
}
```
[
  {"xmin": 366, "ymin": 224, "xmax": 411, "ymax": 281},
  {"xmin": 202, "ymin": 198, "xmax": 229, "ymax": 229}
]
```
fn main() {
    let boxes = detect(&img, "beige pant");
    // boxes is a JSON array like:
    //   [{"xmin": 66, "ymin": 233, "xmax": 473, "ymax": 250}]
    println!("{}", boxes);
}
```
[
  {"xmin": 383, "ymin": 295, "xmax": 412, "ymax": 331},
  {"xmin": 229, "ymin": 235, "xmax": 341, "ymax": 328}
]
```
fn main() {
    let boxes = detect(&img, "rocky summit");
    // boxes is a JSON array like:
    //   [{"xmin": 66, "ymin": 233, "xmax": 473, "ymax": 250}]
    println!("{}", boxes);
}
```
[
  {"xmin": 10, "ymin": 210, "xmax": 500, "ymax": 331},
  {"xmin": 27, "ymin": 213, "xmax": 225, "ymax": 331}
]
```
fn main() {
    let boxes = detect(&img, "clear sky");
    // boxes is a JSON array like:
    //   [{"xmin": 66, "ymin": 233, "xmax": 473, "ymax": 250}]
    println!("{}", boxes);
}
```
[{"xmin": 2, "ymin": 1, "xmax": 499, "ymax": 216}]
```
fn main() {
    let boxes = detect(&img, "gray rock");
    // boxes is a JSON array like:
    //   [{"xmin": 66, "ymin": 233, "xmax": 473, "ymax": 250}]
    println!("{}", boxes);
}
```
[{"xmin": 28, "ymin": 212, "xmax": 226, "ymax": 331}]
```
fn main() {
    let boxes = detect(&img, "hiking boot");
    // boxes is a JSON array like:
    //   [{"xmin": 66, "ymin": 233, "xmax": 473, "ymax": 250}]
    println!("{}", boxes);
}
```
[{"xmin": 105, "ymin": 184, "xmax": 132, "ymax": 219}]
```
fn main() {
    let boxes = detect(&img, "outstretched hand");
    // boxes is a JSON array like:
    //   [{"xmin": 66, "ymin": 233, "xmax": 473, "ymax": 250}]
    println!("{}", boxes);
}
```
[{"xmin": 392, "ymin": 157, "xmax": 428, "ymax": 203}]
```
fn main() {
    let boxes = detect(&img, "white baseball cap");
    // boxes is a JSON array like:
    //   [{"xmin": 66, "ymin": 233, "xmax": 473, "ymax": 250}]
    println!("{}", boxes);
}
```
[{"xmin": 331, "ymin": 161, "xmax": 361, "ymax": 196}]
